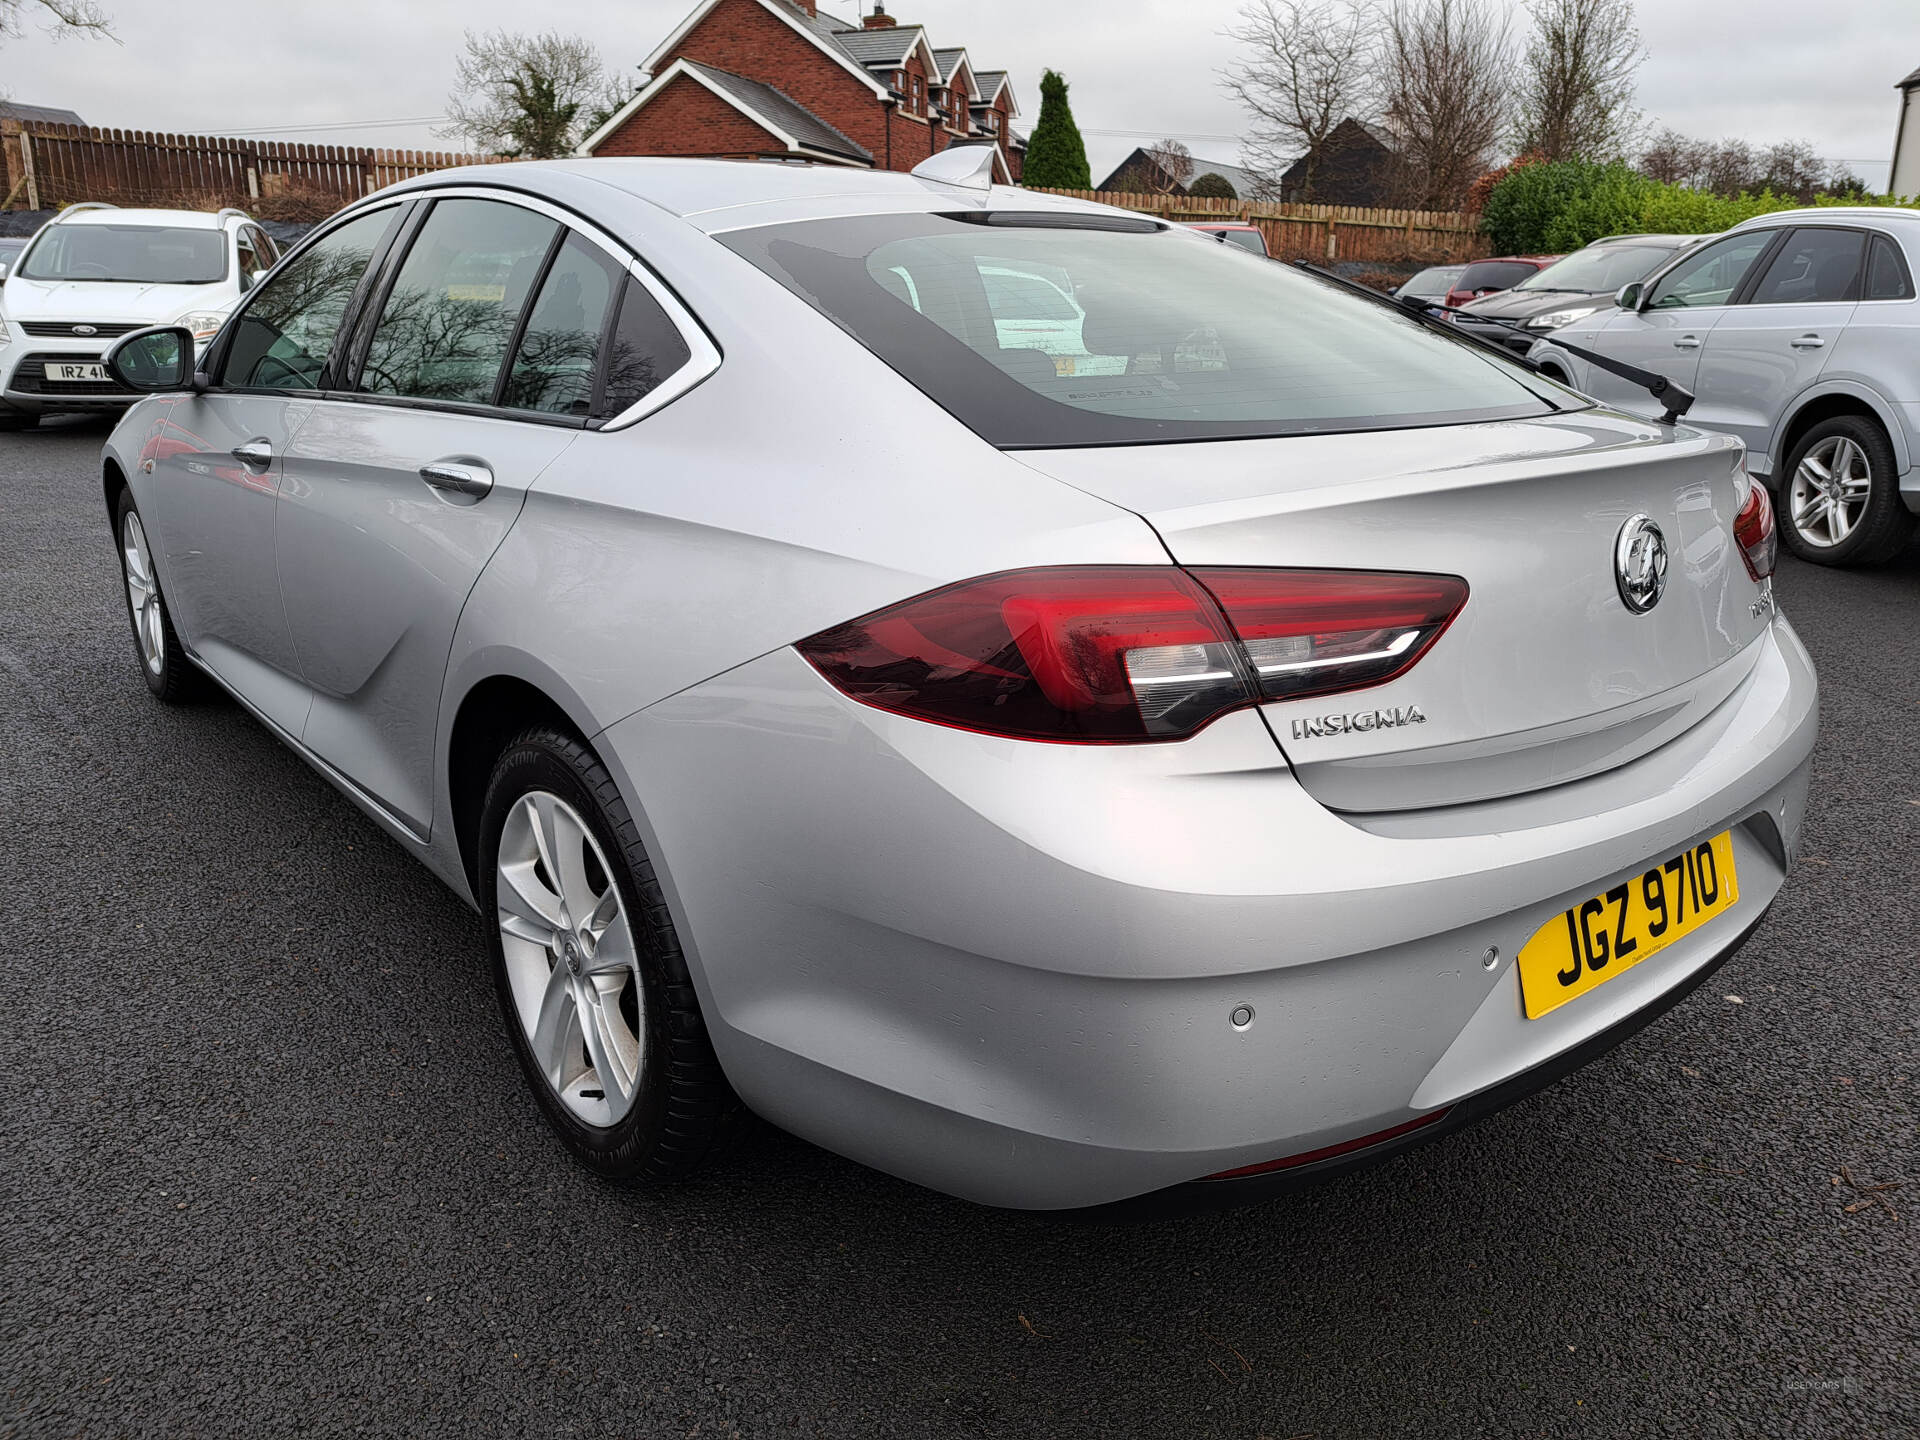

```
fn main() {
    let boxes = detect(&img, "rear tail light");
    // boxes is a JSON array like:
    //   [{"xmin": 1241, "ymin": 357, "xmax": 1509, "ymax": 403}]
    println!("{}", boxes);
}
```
[
  {"xmin": 1733, "ymin": 472, "xmax": 1777, "ymax": 582},
  {"xmin": 797, "ymin": 566, "xmax": 1468, "ymax": 744}
]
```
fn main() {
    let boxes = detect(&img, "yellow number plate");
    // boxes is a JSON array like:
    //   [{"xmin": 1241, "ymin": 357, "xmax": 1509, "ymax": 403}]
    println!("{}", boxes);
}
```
[{"xmin": 1517, "ymin": 832, "xmax": 1739, "ymax": 1019}]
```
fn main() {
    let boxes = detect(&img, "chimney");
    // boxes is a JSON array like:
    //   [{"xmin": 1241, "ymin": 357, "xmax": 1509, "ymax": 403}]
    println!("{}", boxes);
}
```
[{"xmin": 864, "ymin": 3, "xmax": 896, "ymax": 28}]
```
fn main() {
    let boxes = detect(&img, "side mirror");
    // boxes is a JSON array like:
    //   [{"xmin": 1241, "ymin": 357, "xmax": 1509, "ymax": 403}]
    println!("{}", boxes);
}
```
[
  {"xmin": 104, "ymin": 326, "xmax": 196, "ymax": 393},
  {"xmin": 1615, "ymin": 281, "xmax": 1644, "ymax": 311}
]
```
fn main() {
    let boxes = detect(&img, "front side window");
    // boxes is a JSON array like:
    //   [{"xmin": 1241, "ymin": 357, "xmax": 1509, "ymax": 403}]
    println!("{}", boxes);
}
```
[
  {"xmin": 235, "ymin": 230, "xmax": 262, "ymax": 290},
  {"xmin": 499, "ymin": 234, "xmax": 623, "ymax": 417},
  {"xmin": 721, "ymin": 212, "xmax": 1564, "ymax": 448},
  {"xmin": 359, "ymin": 198, "xmax": 559, "ymax": 405},
  {"xmin": 1746, "ymin": 228, "xmax": 1863, "ymax": 305},
  {"xmin": 20, "ymin": 224, "xmax": 226, "ymax": 284},
  {"xmin": 1866, "ymin": 234, "xmax": 1916, "ymax": 301},
  {"xmin": 223, "ymin": 206, "xmax": 399, "ymax": 391},
  {"xmin": 1646, "ymin": 231, "xmax": 1775, "ymax": 309}
]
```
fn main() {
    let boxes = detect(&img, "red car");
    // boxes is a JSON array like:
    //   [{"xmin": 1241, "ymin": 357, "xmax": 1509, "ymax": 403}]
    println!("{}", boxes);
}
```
[
  {"xmin": 1443, "ymin": 255, "xmax": 1561, "ymax": 309},
  {"xmin": 1185, "ymin": 222, "xmax": 1270, "ymax": 258}
]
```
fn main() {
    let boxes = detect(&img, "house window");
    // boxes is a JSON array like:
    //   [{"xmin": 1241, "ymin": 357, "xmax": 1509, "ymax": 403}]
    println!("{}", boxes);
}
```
[{"xmin": 910, "ymin": 75, "xmax": 924, "ymax": 115}]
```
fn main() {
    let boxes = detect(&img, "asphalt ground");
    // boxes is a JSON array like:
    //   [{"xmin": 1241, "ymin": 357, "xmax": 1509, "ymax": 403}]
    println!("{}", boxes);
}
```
[{"xmin": 1, "ymin": 416, "xmax": 1914, "ymax": 1439}]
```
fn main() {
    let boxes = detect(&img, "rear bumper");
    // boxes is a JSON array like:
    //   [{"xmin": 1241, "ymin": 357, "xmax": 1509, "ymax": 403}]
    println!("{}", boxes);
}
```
[{"xmin": 599, "ymin": 617, "xmax": 1817, "ymax": 1210}]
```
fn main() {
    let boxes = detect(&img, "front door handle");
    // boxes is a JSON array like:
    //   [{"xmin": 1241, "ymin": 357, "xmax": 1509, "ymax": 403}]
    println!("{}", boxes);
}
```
[
  {"xmin": 1790, "ymin": 334, "xmax": 1825, "ymax": 349},
  {"xmin": 1672, "ymin": 335, "xmax": 1701, "ymax": 349},
  {"xmin": 419, "ymin": 460, "xmax": 494, "ymax": 498},
  {"xmin": 231, "ymin": 439, "xmax": 272, "ymax": 468}
]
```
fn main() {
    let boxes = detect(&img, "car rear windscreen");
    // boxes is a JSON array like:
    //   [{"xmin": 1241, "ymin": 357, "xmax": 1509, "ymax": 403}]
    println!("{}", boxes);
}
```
[
  {"xmin": 720, "ymin": 212, "xmax": 1564, "ymax": 448},
  {"xmin": 19, "ymin": 224, "xmax": 226, "ymax": 284},
  {"xmin": 1456, "ymin": 260, "xmax": 1539, "ymax": 292}
]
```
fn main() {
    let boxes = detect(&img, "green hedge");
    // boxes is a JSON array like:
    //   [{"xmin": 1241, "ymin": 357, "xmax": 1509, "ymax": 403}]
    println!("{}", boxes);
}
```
[{"xmin": 1482, "ymin": 159, "xmax": 1916, "ymax": 254}]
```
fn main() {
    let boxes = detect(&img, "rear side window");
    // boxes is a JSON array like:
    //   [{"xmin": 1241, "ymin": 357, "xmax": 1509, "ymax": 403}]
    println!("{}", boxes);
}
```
[
  {"xmin": 359, "ymin": 198, "xmax": 559, "ymax": 405},
  {"xmin": 1647, "ymin": 231, "xmax": 1775, "ymax": 309},
  {"xmin": 500, "ymin": 234, "xmax": 623, "ymax": 416},
  {"xmin": 594, "ymin": 277, "xmax": 693, "ymax": 419},
  {"xmin": 720, "ymin": 212, "xmax": 1561, "ymax": 449},
  {"xmin": 224, "ymin": 206, "xmax": 398, "ymax": 390},
  {"xmin": 1865, "ymin": 235, "xmax": 1915, "ymax": 300},
  {"xmin": 1457, "ymin": 261, "xmax": 1536, "ymax": 292},
  {"xmin": 1747, "ymin": 228, "xmax": 1863, "ymax": 305}
]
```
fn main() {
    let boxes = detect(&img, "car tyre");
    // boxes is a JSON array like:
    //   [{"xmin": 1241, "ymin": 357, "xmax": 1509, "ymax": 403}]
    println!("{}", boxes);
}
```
[
  {"xmin": 479, "ymin": 725, "xmax": 737, "ymax": 1181},
  {"xmin": 114, "ymin": 489, "xmax": 206, "ymax": 702},
  {"xmin": 1778, "ymin": 415, "xmax": 1914, "ymax": 567}
]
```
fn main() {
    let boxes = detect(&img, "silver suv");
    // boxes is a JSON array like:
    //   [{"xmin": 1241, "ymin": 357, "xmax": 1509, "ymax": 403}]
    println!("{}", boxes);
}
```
[{"xmin": 1528, "ymin": 208, "xmax": 1920, "ymax": 566}]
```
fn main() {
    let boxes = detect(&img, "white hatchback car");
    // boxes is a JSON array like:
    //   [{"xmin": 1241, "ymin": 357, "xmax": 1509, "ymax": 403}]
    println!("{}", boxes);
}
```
[
  {"xmin": 0, "ymin": 203, "xmax": 278, "ymax": 429},
  {"xmin": 1528, "ymin": 208, "xmax": 1920, "ymax": 566}
]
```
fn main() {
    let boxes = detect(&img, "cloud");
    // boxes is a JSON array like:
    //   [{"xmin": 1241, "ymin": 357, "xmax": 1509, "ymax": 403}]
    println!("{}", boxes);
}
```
[{"xmin": 2, "ymin": 0, "xmax": 1910, "ymax": 189}]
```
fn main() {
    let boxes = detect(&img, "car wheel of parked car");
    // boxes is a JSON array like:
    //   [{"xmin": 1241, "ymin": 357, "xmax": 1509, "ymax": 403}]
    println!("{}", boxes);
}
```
[
  {"xmin": 480, "ymin": 726, "xmax": 736, "ymax": 1181},
  {"xmin": 115, "ymin": 490, "xmax": 205, "ymax": 702},
  {"xmin": 1779, "ymin": 416, "xmax": 1915, "ymax": 566}
]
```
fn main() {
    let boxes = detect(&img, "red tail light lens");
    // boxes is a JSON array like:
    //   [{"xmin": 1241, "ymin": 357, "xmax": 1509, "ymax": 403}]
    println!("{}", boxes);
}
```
[
  {"xmin": 1195, "ymin": 569, "xmax": 1470, "ymax": 701},
  {"xmin": 797, "ymin": 566, "xmax": 1468, "ymax": 744},
  {"xmin": 1733, "ymin": 474, "xmax": 1777, "ymax": 582}
]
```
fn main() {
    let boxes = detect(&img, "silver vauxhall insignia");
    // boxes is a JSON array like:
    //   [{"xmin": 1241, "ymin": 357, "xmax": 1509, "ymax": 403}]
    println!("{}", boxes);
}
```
[{"xmin": 96, "ymin": 156, "xmax": 1816, "ymax": 1210}]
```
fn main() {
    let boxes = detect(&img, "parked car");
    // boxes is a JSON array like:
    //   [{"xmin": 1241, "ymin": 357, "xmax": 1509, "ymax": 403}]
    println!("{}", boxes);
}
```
[
  {"xmin": 1393, "ymin": 264, "xmax": 1465, "ymax": 305},
  {"xmin": 1449, "ymin": 234, "xmax": 1706, "ymax": 355},
  {"xmin": 1185, "ymin": 222, "xmax": 1270, "ymax": 257},
  {"xmin": 1443, "ymin": 254, "xmax": 1561, "ymax": 308},
  {"xmin": 98, "ymin": 159, "xmax": 1813, "ymax": 1211},
  {"xmin": 1528, "ymin": 208, "xmax": 1920, "ymax": 566},
  {"xmin": 0, "ymin": 203, "xmax": 278, "ymax": 430},
  {"xmin": 0, "ymin": 237, "xmax": 26, "ymax": 278}
]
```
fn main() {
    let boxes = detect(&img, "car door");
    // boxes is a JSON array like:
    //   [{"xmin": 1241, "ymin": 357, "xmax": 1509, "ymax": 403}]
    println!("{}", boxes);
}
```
[
  {"xmin": 1689, "ymin": 226, "xmax": 1863, "ymax": 466},
  {"xmin": 274, "ymin": 195, "xmax": 626, "ymax": 835},
  {"xmin": 1569, "ymin": 229, "xmax": 1779, "ymax": 416},
  {"xmin": 142, "ymin": 202, "xmax": 403, "ymax": 734}
]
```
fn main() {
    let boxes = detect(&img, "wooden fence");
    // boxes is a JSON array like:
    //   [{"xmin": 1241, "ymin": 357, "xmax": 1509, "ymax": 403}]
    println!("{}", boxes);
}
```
[
  {"xmin": 1026, "ymin": 189, "xmax": 1488, "ymax": 264},
  {"xmin": 1, "ymin": 120, "xmax": 502, "ymax": 215}
]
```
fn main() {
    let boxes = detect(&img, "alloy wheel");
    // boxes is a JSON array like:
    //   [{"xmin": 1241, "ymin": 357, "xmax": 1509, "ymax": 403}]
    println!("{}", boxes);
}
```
[
  {"xmin": 1788, "ymin": 435, "xmax": 1873, "ymax": 549},
  {"xmin": 121, "ymin": 510, "xmax": 166, "ymax": 675},
  {"xmin": 495, "ymin": 790, "xmax": 646, "ymax": 1128}
]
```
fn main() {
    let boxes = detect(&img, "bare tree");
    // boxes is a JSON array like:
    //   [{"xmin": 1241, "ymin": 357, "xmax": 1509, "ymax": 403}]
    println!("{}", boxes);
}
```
[
  {"xmin": 441, "ymin": 30, "xmax": 625, "ymax": 158},
  {"xmin": 1380, "ymin": 0, "xmax": 1513, "ymax": 208},
  {"xmin": 1144, "ymin": 138, "xmax": 1196, "ymax": 193},
  {"xmin": 1221, "ymin": 0, "xmax": 1378, "ymax": 200},
  {"xmin": 0, "ymin": 0, "xmax": 109, "ymax": 40},
  {"xmin": 1511, "ymin": 0, "xmax": 1643, "ymax": 161}
]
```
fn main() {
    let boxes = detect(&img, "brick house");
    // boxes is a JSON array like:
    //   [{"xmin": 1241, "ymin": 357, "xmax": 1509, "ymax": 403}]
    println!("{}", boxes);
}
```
[{"xmin": 579, "ymin": 0, "xmax": 1024, "ymax": 182}]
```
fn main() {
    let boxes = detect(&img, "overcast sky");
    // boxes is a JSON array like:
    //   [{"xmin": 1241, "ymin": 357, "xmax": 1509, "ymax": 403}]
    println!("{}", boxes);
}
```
[{"xmin": 5, "ymin": 0, "xmax": 1914, "ymax": 190}]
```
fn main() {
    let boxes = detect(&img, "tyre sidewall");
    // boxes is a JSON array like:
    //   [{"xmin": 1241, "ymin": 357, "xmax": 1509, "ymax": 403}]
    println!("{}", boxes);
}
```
[
  {"xmin": 113, "ymin": 488, "xmax": 192, "ymax": 699},
  {"xmin": 1778, "ymin": 415, "xmax": 1913, "ymax": 566},
  {"xmin": 477, "ymin": 734, "xmax": 677, "ymax": 1174}
]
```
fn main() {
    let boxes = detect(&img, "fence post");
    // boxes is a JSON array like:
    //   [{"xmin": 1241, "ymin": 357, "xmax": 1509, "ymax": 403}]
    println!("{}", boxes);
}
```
[
  {"xmin": 245, "ymin": 142, "xmax": 260, "ymax": 200},
  {"xmin": 20, "ymin": 127, "xmax": 39, "ymax": 211},
  {"xmin": 1325, "ymin": 214, "xmax": 1336, "ymax": 261}
]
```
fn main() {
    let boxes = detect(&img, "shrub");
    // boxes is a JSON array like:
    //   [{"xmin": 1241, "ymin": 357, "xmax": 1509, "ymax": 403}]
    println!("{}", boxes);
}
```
[
  {"xmin": 1187, "ymin": 171, "xmax": 1239, "ymax": 200},
  {"xmin": 1486, "ymin": 158, "xmax": 1919, "ymax": 254}
]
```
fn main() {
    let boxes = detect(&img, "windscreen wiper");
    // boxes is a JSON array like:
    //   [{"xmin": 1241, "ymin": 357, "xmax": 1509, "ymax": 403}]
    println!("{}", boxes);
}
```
[{"xmin": 1292, "ymin": 261, "xmax": 1695, "ymax": 425}]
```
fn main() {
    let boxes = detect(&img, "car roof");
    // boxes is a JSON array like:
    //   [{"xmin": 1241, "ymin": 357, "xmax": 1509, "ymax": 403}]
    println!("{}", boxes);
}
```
[
  {"xmin": 1581, "ymin": 233, "xmax": 1704, "ymax": 246},
  {"xmin": 52, "ymin": 207, "xmax": 236, "ymax": 229},
  {"xmin": 1186, "ymin": 222, "xmax": 1258, "ymax": 231},
  {"xmin": 1726, "ymin": 206, "xmax": 1920, "ymax": 230},
  {"xmin": 378, "ymin": 157, "xmax": 1124, "ymax": 235},
  {"xmin": 1466, "ymin": 254, "xmax": 1558, "ymax": 264}
]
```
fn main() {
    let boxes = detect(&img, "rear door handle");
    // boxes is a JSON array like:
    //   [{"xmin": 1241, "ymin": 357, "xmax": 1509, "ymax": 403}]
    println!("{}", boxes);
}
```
[
  {"xmin": 1672, "ymin": 336, "xmax": 1701, "ymax": 349},
  {"xmin": 1790, "ymin": 334, "xmax": 1825, "ymax": 349},
  {"xmin": 231, "ymin": 439, "xmax": 272, "ymax": 468},
  {"xmin": 419, "ymin": 459, "xmax": 493, "ymax": 498}
]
